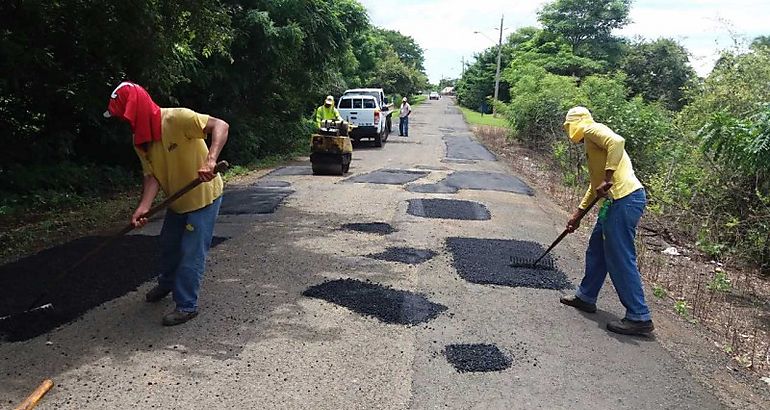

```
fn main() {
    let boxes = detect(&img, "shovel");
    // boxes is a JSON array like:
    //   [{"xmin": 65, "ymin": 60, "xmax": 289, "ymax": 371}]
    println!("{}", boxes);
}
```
[{"xmin": 0, "ymin": 161, "xmax": 229, "ymax": 322}]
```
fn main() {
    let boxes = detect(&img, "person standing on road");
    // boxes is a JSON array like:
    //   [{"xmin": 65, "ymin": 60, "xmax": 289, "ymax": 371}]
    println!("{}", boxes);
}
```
[
  {"xmin": 559, "ymin": 106, "xmax": 654, "ymax": 336},
  {"xmin": 104, "ymin": 81, "xmax": 229, "ymax": 326},
  {"xmin": 399, "ymin": 97, "xmax": 411, "ymax": 137},
  {"xmin": 315, "ymin": 95, "xmax": 342, "ymax": 129}
]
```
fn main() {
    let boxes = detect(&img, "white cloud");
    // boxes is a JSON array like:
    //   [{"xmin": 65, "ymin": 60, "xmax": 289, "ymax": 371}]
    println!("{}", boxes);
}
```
[{"xmin": 360, "ymin": 0, "xmax": 770, "ymax": 82}]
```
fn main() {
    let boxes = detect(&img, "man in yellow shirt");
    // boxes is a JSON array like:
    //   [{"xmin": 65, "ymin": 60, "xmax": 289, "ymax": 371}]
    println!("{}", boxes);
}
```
[
  {"xmin": 559, "ymin": 106, "xmax": 653, "ymax": 336},
  {"xmin": 104, "ymin": 82, "xmax": 229, "ymax": 326},
  {"xmin": 315, "ymin": 95, "xmax": 341, "ymax": 129}
]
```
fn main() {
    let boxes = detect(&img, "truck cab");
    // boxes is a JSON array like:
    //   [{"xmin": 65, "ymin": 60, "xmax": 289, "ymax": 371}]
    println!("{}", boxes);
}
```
[{"xmin": 337, "ymin": 92, "xmax": 391, "ymax": 147}]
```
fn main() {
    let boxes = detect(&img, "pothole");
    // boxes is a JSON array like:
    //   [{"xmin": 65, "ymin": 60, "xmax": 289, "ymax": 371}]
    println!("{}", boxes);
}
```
[
  {"xmin": 367, "ymin": 247, "xmax": 437, "ymax": 265},
  {"xmin": 219, "ymin": 183, "xmax": 294, "ymax": 215},
  {"xmin": 407, "ymin": 199, "xmax": 491, "ymax": 220},
  {"xmin": 444, "ymin": 171, "xmax": 533, "ymax": 195},
  {"xmin": 346, "ymin": 169, "xmax": 429, "ymax": 185},
  {"xmin": 303, "ymin": 279, "xmax": 447, "ymax": 325},
  {"xmin": 266, "ymin": 166, "xmax": 313, "ymax": 176},
  {"xmin": 443, "ymin": 136, "xmax": 497, "ymax": 161},
  {"xmin": 340, "ymin": 222, "xmax": 397, "ymax": 235},
  {"xmin": 406, "ymin": 183, "xmax": 459, "ymax": 194},
  {"xmin": 446, "ymin": 237, "xmax": 572, "ymax": 290},
  {"xmin": 444, "ymin": 344, "xmax": 512, "ymax": 373}
]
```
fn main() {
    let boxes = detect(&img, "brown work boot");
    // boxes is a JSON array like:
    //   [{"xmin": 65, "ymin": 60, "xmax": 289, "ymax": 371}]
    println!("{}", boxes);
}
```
[
  {"xmin": 607, "ymin": 319, "xmax": 654, "ymax": 336},
  {"xmin": 559, "ymin": 295, "xmax": 597, "ymax": 313},
  {"xmin": 162, "ymin": 310, "xmax": 198, "ymax": 326},
  {"xmin": 145, "ymin": 285, "xmax": 171, "ymax": 303}
]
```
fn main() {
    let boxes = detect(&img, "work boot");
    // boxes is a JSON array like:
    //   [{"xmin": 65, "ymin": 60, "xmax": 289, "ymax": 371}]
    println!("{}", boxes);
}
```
[
  {"xmin": 145, "ymin": 285, "xmax": 171, "ymax": 303},
  {"xmin": 559, "ymin": 295, "xmax": 597, "ymax": 313},
  {"xmin": 607, "ymin": 319, "xmax": 655, "ymax": 336},
  {"xmin": 162, "ymin": 310, "xmax": 198, "ymax": 326}
]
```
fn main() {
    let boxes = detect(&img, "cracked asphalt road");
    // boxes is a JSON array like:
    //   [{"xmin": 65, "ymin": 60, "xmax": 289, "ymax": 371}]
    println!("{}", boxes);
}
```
[{"xmin": 0, "ymin": 98, "xmax": 725, "ymax": 409}]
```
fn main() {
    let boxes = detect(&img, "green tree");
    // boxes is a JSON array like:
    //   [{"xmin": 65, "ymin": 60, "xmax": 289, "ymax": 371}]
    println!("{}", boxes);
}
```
[
  {"xmin": 538, "ymin": 0, "xmax": 632, "ymax": 57},
  {"xmin": 620, "ymin": 38, "xmax": 696, "ymax": 110},
  {"xmin": 377, "ymin": 29, "xmax": 425, "ymax": 71}
]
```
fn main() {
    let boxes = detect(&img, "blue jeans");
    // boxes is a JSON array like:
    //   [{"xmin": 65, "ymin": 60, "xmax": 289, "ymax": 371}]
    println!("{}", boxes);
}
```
[
  {"xmin": 575, "ymin": 189, "xmax": 652, "ymax": 321},
  {"xmin": 157, "ymin": 196, "xmax": 222, "ymax": 312},
  {"xmin": 399, "ymin": 116, "xmax": 409, "ymax": 136}
]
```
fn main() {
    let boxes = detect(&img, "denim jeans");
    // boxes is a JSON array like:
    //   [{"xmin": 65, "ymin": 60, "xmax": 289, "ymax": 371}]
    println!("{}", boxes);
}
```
[
  {"xmin": 157, "ymin": 196, "xmax": 222, "ymax": 312},
  {"xmin": 575, "ymin": 189, "xmax": 652, "ymax": 321},
  {"xmin": 399, "ymin": 116, "xmax": 409, "ymax": 136}
]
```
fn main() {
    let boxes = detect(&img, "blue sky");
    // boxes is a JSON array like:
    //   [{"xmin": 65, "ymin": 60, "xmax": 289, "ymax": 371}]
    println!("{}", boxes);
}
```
[{"xmin": 360, "ymin": 0, "xmax": 769, "ymax": 83}]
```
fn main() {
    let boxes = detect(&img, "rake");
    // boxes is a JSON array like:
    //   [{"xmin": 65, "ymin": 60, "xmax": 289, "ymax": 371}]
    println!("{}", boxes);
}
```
[
  {"xmin": 0, "ymin": 161, "xmax": 229, "ymax": 323},
  {"xmin": 509, "ymin": 195, "xmax": 603, "ymax": 270}
]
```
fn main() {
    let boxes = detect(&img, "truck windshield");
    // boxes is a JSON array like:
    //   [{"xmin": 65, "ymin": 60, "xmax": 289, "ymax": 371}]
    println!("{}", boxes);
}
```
[
  {"xmin": 363, "ymin": 99, "xmax": 376, "ymax": 109},
  {"xmin": 352, "ymin": 99, "xmax": 363, "ymax": 109},
  {"xmin": 338, "ymin": 98, "xmax": 352, "ymax": 109}
]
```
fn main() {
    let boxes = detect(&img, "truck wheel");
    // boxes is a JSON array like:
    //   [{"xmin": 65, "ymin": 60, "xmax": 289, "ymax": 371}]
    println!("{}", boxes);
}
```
[{"xmin": 374, "ymin": 132, "xmax": 383, "ymax": 147}]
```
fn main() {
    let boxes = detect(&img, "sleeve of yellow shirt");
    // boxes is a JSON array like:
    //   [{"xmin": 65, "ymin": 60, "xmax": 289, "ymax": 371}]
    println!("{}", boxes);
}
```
[
  {"xmin": 134, "ymin": 146, "xmax": 153, "ymax": 176},
  {"xmin": 176, "ymin": 108, "xmax": 209, "ymax": 139},
  {"xmin": 587, "ymin": 125, "xmax": 625, "ymax": 171}
]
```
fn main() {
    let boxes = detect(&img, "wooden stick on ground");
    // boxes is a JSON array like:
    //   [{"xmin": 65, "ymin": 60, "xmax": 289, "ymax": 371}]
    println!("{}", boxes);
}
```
[{"xmin": 14, "ymin": 379, "xmax": 53, "ymax": 410}]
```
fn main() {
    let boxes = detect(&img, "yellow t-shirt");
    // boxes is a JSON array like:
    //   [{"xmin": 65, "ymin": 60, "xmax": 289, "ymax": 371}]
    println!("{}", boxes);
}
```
[
  {"xmin": 579, "ymin": 122, "xmax": 643, "ymax": 209},
  {"xmin": 134, "ymin": 108, "xmax": 223, "ymax": 214}
]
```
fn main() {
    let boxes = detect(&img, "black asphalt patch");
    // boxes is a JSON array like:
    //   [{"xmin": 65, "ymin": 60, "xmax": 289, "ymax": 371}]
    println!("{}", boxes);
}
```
[
  {"xmin": 219, "ymin": 183, "xmax": 294, "ymax": 215},
  {"xmin": 303, "ymin": 279, "xmax": 447, "ymax": 325},
  {"xmin": 444, "ymin": 344, "xmax": 512, "ymax": 373},
  {"xmin": 340, "ymin": 222, "xmax": 397, "ymax": 235},
  {"xmin": 266, "ymin": 166, "xmax": 313, "ymax": 176},
  {"xmin": 0, "ymin": 235, "xmax": 228, "ymax": 342},
  {"xmin": 346, "ymin": 169, "xmax": 429, "ymax": 185},
  {"xmin": 367, "ymin": 247, "xmax": 437, "ymax": 265},
  {"xmin": 406, "ymin": 183, "xmax": 459, "ymax": 194},
  {"xmin": 407, "ymin": 199, "xmax": 491, "ymax": 220},
  {"xmin": 444, "ymin": 171, "xmax": 534, "ymax": 195},
  {"xmin": 446, "ymin": 237, "xmax": 572, "ymax": 290},
  {"xmin": 443, "ymin": 136, "xmax": 497, "ymax": 161}
]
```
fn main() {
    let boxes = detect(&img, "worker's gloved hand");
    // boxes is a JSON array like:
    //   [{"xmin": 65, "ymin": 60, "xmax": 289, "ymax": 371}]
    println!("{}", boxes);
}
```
[
  {"xmin": 131, "ymin": 206, "xmax": 150, "ymax": 228},
  {"xmin": 566, "ymin": 210, "xmax": 582, "ymax": 233},
  {"xmin": 595, "ymin": 181, "xmax": 613, "ymax": 198},
  {"xmin": 198, "ymin": 157, "xmax": 217, "ymax": 182}
]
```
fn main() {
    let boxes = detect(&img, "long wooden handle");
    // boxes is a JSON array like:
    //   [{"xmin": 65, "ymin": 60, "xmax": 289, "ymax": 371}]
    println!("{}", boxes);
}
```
[
  {"xmin": 532, "ymin": 194, "xmax": 604, "ymax": 265},
  {"xmin": 14, "ymin": 379, "xmax": 53, "ymax": 410}
]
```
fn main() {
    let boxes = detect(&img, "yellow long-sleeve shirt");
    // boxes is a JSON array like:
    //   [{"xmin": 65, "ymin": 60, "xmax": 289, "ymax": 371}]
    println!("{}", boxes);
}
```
[{"xmin": 577, "ymin": 122, "xmax": 643, "ymax": 209}]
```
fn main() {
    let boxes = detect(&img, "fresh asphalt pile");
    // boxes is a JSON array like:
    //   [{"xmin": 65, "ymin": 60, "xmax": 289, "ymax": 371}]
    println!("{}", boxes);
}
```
[
  {"xmin": 219, "ymin": 181, "xmax": 295, "ymax": 215},
  {"xmin": 345, "ymin": 169, "xmax": 429, "ymax": 185},
  {"xmin": 443, "ymin": 344, "xmax": 512, "ymax": 373},
  {"xmin": 340, "ymin": 222, "xmax": 397, "ymax": 235},
  {"xmin": 446, "ymin": 237, "xmax": 573, "ymax": 290},
  {"xmin": 408, "ymin": 171, "xmax": 533, "ymax": 196},
  {"xmin": 407, "ymin": 199, "xmax": 491, "ymax": 221},
  {"xmin": 302, "ymin": 278, "xmax": 447, "ymax": 325},
  {"xmin": 443, "ymin": 136, "xmax": 497, "ymax": 161},
  {"xmin": 0, "ymin": 235, "xmax": 227, "ymax": 342},
  {"xmin": 366, "ymin": 247, "xmax": 437, "ymax": 265}
]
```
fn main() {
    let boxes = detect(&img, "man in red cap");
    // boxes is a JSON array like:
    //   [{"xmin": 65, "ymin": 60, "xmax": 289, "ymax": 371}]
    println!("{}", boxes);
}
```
[{"xmin": 104, "ymin": 81, "xmax": 229, "ymax": 326}]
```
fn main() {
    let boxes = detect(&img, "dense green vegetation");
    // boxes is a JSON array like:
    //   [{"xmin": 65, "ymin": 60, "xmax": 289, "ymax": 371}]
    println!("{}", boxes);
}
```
[
  {"xmin": 457, "ymin": 0, "xmax": 770, "ymax": 272},
  {"xmin": 0, "ymin": 0, "xmax": 427, "ymax": 216}
]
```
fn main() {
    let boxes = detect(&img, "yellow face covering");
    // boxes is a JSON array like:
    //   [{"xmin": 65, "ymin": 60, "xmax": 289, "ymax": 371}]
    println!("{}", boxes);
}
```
[{"xmin": 564, "ymin": 107, "xmax": 594, "ymax": 144}]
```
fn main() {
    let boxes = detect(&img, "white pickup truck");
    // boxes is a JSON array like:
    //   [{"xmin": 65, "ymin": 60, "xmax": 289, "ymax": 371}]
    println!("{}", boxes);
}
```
[{"xmin": 337, "ymin": 88, "xmax": 393, "ymax": 147}]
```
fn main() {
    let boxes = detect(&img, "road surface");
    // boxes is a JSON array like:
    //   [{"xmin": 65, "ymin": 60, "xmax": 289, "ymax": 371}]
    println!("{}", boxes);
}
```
[{"xmin": 0, "ymin": 98, "xmax": 724, "ymax": 409}]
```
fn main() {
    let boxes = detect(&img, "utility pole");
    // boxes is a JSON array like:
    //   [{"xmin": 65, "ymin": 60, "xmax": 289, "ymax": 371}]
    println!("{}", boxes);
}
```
[{"xmin": 493, "ymin": 14, "xmax": 503, "ymax": 116}]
